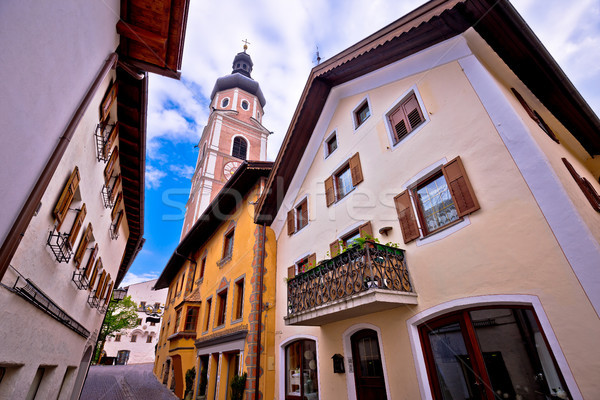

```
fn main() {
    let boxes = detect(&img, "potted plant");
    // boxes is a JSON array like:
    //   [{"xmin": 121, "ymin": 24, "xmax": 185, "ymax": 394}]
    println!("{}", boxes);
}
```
[
  {"xmin": 230, "ymin": 372, "xmax": 247, "ymax": 400},
  {"xmin": 184, "ymin": 367, "xmax": 195, "ymax": 400}
]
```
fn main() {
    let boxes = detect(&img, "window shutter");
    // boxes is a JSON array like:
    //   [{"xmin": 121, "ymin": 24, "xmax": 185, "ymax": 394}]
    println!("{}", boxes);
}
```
[
  {"xmin": 389, "ymin": 107, "xmax": 408, "ymax": 143},
  {"xmin": 112, "ymin": 192, "xmax": 123, "ymax": 221},
  {"xmin": 95, "ymin": 271, "xmax": 106, "ymax": 297},
  {"xmin": 287, "ymin": 209, "xmax": 295, "ymax": 235},
  {"xmin": 110, "ymin": 174, "xmax": 122, "ymax": 203},
  {"xmin": 359, "ymin": 221, "xmax": 373, "ymax": 238},
  {"xmin": 104, "ymin": 280, "xmax": 114, "ymax": 304},
  {"xmin": 308, "ymin": 253, "xmax": 316, "ymax": 269},
  {"xmin": 300, "ymin": 200, "xmax": 308, "ymax": 225},
  {"xmin": 89, "ymin": 258, "xmax": 101, "ymax": 290},
  {"xmin": 330, "ymin": 240, "xmax": 341, "ymax": 257},
  {"xmin": 394, "ymin": 190, "xmax": 420, "ymax": 243},
  {"xmin": 562, "ymin": 158, "xmax": 600, "ymax": 211},
  {"xmin": 84, "ymin": 244, "xmax": 98, "ymax": 275},
  {"xmin": 442, "ymin": 156, "xmax": 480, "ymax": 217},
  {"xmin": 349, "ymin": 153, "xmax": 364, "ymax": 186},
  {"xmin": 113, "ymin": 211, "xmax": 124, "ymax": 234},
  {"xmin": 74, "ymin": 223, "xmax": 93, "ymax": 268},
  {"xmin": 325, "ymin": 176, "xmax": 335, "ymax": 207},
  {"xmin": 104, "ymin": 146, "xmax": 119, "ymax": 184},
  {"xmin": 67, "ymin": 203, "xmax": 87, "ymax": 250},
  {"xmin": 533, "ymin": 111, "xmax": 559, "ymax": 143},
  {"xmin": 288, "ymin": 265, "xmax": 296, "ymax": 279},
  {"xmin": 100, "ymin": 81, "xmax": 118, "ymax": 122},
  {"xmin": 54, "ymin": 167, "xmax": 80, "ymax": 230},
  {"xmin": 403, "ymin": 94, "xmax": 424, "ymax": 130},
  {"xmin": 511, "ymin": 88, "xmax": 536, "ymax": 120},
  {"xmin": 103, "ymin": 122, "xmax": 119, "ymax": 159}
]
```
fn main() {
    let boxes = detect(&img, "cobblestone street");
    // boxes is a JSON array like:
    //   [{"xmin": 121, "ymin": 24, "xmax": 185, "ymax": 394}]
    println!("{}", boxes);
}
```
[{"xmin": 80, "ymin": 363, "xmax": 177, "ymax": 400}]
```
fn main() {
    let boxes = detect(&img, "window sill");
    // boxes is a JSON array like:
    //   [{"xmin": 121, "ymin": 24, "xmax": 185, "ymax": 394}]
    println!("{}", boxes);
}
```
[
  {"xmin": 217, "ymin": 255, "xmax": 232, "ymax": 267},
  {"xmin": 333, "ymin": 187, "xmax": 356, "ymax": 206},
  {"xmin": 231, "ymin": 317, "xmax": 243, "ymax": 325},
  {"xmin": 416, "ymin": 215, "xmax": 470, "ymax": 247}
]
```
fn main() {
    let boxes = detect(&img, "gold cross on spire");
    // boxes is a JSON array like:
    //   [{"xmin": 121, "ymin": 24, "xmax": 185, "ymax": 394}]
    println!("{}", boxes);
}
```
[{"xmin": 242, "ymin": 38, "xmax": 251, "ymax": 52}]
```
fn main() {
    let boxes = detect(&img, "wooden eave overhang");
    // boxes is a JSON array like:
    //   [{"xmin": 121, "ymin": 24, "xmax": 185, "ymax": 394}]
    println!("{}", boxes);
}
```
[
  {"xmin": 255, "ymin": 0, "xmax": 600, "ymax": 225},
  {"xmin": 154, "ymin": 161, "xmax": 274, "ymax": 289},
  {"xmin": 118, "ymin": 0, "xmax": 190, "ymax": 79},
  {"xmin": 114, "ymin": 67, "xmax": 147, "ymax": 287}
]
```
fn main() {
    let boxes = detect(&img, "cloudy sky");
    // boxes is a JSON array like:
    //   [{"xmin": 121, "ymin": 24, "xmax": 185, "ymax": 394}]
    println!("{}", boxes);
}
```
[{"xmin": 121, "ymin": 0, "xmax": 600, "ymax": 287}]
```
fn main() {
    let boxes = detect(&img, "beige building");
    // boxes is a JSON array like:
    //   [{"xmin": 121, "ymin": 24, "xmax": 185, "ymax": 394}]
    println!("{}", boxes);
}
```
[
  {"xmin": 256, "ymin": 1, "xmax": 600, "ymax": 399},
  {"xmin": 0, "ymin": 0, "xmax": 188, "ymax": 398},
  {"xmin": 104, "ymin": 279, "xmax": 168, "ymax": 365}
]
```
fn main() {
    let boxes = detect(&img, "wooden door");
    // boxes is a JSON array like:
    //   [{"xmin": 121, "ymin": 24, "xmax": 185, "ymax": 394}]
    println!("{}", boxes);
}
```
[{"xmin": 351, "ymin": 329, "xmax": 387, "ymax": 400}]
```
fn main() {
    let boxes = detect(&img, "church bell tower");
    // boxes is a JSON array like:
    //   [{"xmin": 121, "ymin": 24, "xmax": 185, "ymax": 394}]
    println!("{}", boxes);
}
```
[{"xmin": 181, "ymin": 45, "xmax": 270, "ymax": 237}]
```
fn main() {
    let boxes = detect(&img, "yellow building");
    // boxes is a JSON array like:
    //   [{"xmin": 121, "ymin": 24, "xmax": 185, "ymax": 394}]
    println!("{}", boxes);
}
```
[{"xmin": 154, "ymin": 161, "xmax": 276, "ymax": 400}]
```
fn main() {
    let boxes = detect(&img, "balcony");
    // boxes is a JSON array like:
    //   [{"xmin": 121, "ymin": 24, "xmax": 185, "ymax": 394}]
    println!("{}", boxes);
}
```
[{"xmin": 285, "ymin": 242, "xmax": 417, "ymax": 326}]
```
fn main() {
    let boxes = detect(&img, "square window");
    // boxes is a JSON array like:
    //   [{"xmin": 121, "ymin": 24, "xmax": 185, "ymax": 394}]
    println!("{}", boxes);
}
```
[
  {"xmin": 216, "ymin": 290, "xmax": 228, "ymax": 326},
  {"xmin": 146, "ymin": 336, "xmax": 153, "ymax": 343},
  {"xmin": 354, "ymin": 101, "xmax": 371, "ymax": 128},
  {"xmin": 136, "ymin": 318, "xmax": 142, "ymax": 326},
  {"xmin": 115, "ymin": 334, "xmax": 121, "ymax": 342},
  {"xmin": 413, "ymin": 172, "xmax": 459, "ymax": 235},
  {"xmin": 342, "ymin": 229, "xmax": 361, "ymax": 248},
  {"xmin": 325, "ymin": 133, "xmax": 337, "ymax": 157},
  {"xmin": 388, "ymin": 92, "xmax": 425, "ymax": 145},
  {"xmin": 150, "ymin": 321, "xmax": 156, "ymax": 327},
  {"xmin": 336, "ymin": 165, "xmax": 354, "ymax": 200},
  {"xmin": 131, "ymin": 334, "xmax": 137, "ymax": 343}
]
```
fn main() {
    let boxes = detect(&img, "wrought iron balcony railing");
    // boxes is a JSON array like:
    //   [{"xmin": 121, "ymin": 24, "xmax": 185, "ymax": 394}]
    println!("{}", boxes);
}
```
[{"xmin": 287, "ymin": 242, "xmax": 414, "ymax": 321}]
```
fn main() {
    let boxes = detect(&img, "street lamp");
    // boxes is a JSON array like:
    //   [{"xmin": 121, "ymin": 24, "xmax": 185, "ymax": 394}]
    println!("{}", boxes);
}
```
[{"xmin": 113, "ymin": 287, "xmax": 127, "ymax": 302}]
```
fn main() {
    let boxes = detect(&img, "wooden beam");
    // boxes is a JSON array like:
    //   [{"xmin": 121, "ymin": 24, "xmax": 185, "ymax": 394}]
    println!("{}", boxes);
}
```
[{"xmin": 117, "ymin": 20, "xmax": 167, "ymax": 51}]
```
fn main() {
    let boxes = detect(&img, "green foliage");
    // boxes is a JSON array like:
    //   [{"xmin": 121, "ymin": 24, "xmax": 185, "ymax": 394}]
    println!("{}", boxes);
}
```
[
  {"xmin": 230, "ymin": 372, "xmax": 247, "ymax": 400},
  {"xmin": 199, "ymin": 366, "xmax": 208, "ymax": 396},
  {"xmin": 93, "ymin": 295, "xmax": 139, "ymax": 363},
  {"xmin": 185, "ymin": 367, "xmax": 196, "ymax": 396}
]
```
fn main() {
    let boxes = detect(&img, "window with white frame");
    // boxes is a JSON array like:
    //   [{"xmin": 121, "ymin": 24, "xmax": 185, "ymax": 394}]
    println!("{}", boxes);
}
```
[
  {"xmin": 324, "ymin": 131, "xmax": 338, "ymax": 158},
  {"xmin": 386, "ymin": 91, "xmax": 426, "ymax": 145},
  {"xmin": 353, "ymin": 99, "xmax": 371, "ymax": 129},
  {"xmin": 287, "ymin": 197, "xmax": 308, "ymax": 235},
  {"xmin": 324, "ymin": 153, "xmax": 364, "ymax": 206},
  {"xmin": 394, "ymin": 156, "xmax": 479, "ymax": 243}
]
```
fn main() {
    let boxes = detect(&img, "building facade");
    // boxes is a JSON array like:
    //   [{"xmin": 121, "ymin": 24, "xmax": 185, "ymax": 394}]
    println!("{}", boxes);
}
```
[
  {"xmin": 256, "ymin": 1, "xmax": 600, "ymax": 399},
  {"xmin": 154, "ymin": 162, "xmax": 276, "ymax": 400},
  {"xmin": 103, "ymin": 279, "xmax": 168, "ymax": 365},
  {"xmin": 0, "ymin": 1, "xmax": 188, "ymax": 398}
]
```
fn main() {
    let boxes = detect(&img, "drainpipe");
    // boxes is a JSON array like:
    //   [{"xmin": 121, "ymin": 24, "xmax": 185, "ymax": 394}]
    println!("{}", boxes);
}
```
[
  {"xmin": 254, "ymin": 223, "xmax": 267, "ymax": 400},
  {"xmin": 0, "ymin": 53, "xmax": 119, "ymax": 281}
]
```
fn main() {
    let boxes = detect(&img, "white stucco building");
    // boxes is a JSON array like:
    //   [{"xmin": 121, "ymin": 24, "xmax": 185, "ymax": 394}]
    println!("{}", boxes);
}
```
[{"xmin": 104, "ymin": 279, "xmax": 168, "ymax": 365}]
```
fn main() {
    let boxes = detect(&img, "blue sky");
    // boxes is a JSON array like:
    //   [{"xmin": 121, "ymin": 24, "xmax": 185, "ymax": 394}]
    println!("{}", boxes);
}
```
[{"xmin": 121, "ymin": 0, "xmax": 600, "ymax": 286}]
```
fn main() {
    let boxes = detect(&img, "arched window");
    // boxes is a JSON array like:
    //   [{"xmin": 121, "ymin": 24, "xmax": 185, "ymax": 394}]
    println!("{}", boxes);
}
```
[
  {"xmin": 285, "ymin": 339, "xmax": 318, "ymax": 399},
  {"xmin": 231, "ymin": 137, "xmax": 248, "ymax": 160}
]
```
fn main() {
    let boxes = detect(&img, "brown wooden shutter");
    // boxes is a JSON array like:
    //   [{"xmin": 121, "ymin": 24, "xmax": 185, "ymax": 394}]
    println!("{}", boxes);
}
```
[
  {"xmin": 67, "ymin": 203, "xmax": 87, "ymax": 249},
  {"xmin": 288, "ymin": 265, "xmax": 296, "ymax": 279},
  {"xmin": 74, "ymin": 222, "xmax": 93, "ymax": 268},
  {"xmin": 330, "ymin": 240, "xmax": 341, "ymax": 257},
  {"xmin": 403, "ymin": 94, "xmax": 424, "ymax": 130},
  {"xmin": 325, "ymin": 175, "xmax": 335, "ymax": 207},
  {"xmin": 112, "ymin": 192, "xmax": 123, "ymax": 221},
  {"xmin": 562, "ymin": 158, "xmax": 600, "ymax": 211},
  {"xmin": 104, "ymin": 146, "xmax": 119, "ymax": 184},
  {"xmin": 394, "ymin": 190, "xmax": 420, "ymax": 244},
  {"xmin": 54, "ymin": 167, "xmax": 80, "ymax": 229},
  {"xmin": 442, "ymin": 156, "xmax": 480, "ymax": 217},
  {"xmin": 103, "ymin": 122, "xmax": 119, "ymax": 159},
  {"xmin": 308, "ymin": 253, "xmax": 316, "ymax": 269},
  {"xmin": 287, "ymin": 209, "xmax": 295, "ymax": 235},
  {"xmin": 359, "ymin": 221, "xmax": 373, "ymax": 238},
  {"xmin": 511, "ymin": 88, "xmax": 536, "ymax": 120},
  {"xmin": 113, "ymin": 211, "xmax": 124, "ymax": 234},
  {"xmin": 389, "ymin": 93, "xmax": 424, "ymax": 144},
  {"xmin": 89, "ymin": 258, "xmax": 101, "ymax": 290},
  {"xmin": 104, "ymin": 280, "xmax": 114, "ymax": 304},
  {"xmin": 389, "ymin": 107, "xmax": 408, "ymax": 142},
  {"xmin": 84, "ymin": 244, "xmax": 98, "ymax": 275},
  {"xmin": 110, "ymin": 174, "xmax": 122, "ymax": 203},
  {"xmin": 300, "ymin": 199, "xmax": 308, "ymax": 226},
  {"xmin": 533, "ymin": 111, "xmax": 559, "ymax": 143},
  {"xmin": 349, "ymin": 153, "xmax": 364, "ymax": 186},
  {"xmin": 95, "ymin": 271, "xmax": 106, "ymax": 297},
  {"xmin": 100, "ymin": 81, "xmax": 118, "ymax": 122}
]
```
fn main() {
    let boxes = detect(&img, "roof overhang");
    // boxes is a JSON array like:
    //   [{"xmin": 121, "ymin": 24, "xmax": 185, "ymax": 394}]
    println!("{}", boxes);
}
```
[
  {"xmin": 255, "ymin": 0, "xmax": 600, "ymax": 225},
  {"xmin": 154, "ymin": 161, "xmax": 273, "ymax": 289}
]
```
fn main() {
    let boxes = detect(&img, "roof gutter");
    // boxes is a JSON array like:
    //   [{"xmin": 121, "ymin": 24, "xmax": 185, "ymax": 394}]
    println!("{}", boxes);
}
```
[{"xmin": 0, "ymin": 52, "xmax": 118, "ymax": 281}]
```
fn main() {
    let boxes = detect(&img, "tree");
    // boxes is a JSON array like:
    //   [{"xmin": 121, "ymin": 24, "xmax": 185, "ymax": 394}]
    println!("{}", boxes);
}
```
[{"xmin": 93, "ymin": 295, "xmax": 139, "ymax": 363}]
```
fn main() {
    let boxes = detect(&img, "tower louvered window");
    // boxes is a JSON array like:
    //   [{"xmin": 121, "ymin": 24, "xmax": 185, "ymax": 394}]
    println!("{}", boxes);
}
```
[{"xmin": 231, "ymin": 137, "xmax": 248, "ymax": 160}]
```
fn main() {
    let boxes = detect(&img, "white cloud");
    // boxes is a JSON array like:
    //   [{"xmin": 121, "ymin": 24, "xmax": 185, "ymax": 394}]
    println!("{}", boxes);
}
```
[
  {"xmin": 145, "ymin": 165, "xmax": 167, "ymax": 189},
  {"xmin": 169, "ymin": 164, "xmax": 195, "ymax": 180},
  {"xmin": 120, "ymin": 271, "xmax": 160, "ymax": 288}
]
